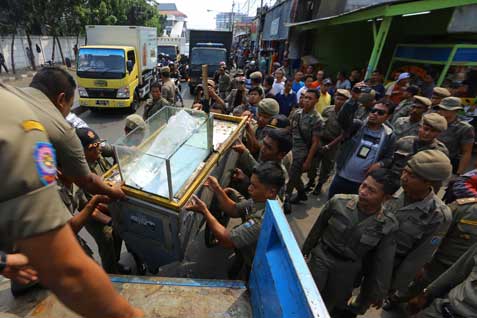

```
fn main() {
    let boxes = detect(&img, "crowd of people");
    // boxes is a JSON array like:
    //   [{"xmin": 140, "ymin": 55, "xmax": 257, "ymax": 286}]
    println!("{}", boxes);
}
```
[{"xmin": 1, "ymin": 57, "xmax": 477, "ymax": 318}]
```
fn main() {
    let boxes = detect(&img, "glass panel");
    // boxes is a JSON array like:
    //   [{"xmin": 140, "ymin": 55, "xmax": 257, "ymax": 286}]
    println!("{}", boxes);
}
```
[
  {"xmin": 77, "ymin": 48, "xmax": 126, "ymax": 79},
  {"xmin": 114, "ymin": 106, "xmax": 212, "ymax": 199}
]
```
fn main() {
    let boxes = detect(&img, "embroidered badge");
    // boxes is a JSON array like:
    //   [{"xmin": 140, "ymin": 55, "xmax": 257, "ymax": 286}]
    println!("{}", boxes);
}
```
[
  {"xmin": 22, "ymin": 120, "xmax": 45, "ymax": 132},
  {"xmin": 430, "ymin": 236, "xmax": 441, "ymax": 246},
  {"xmin": 87, "ymin": 130, "xmax": 95, "ymax": 138},
  {"xmin": 34, "ymin": 142, "xmax": 57, "ymax": 185}
]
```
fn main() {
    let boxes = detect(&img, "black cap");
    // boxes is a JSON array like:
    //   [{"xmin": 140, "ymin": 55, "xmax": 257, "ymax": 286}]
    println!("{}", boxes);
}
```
[{"xmin": 76, "ymin": 127, "xmax": 102, "ymax": 148}]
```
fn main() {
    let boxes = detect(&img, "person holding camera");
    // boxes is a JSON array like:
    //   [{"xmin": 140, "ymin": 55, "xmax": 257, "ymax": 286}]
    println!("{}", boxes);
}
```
[{"xmin": 328, "ymin": 87, "xmax": 397, "ymax": 199}]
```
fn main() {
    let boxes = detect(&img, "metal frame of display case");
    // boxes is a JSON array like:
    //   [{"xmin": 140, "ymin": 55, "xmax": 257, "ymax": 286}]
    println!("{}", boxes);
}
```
[{"xmin": 104, "ymin": 112, "xmax": 247, "ymax": 211}]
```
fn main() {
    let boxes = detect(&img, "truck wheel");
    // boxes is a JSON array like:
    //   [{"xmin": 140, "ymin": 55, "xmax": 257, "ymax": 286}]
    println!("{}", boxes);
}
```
[{"xmin": 129, "ymin": 91, "xmax": 139, "ymax": 114}]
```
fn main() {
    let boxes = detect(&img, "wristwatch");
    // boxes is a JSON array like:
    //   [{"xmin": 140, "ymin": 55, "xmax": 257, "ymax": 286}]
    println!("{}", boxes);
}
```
[{"xmin": 0, "ymin": 251, "xmax": 7, "ymax": 273}]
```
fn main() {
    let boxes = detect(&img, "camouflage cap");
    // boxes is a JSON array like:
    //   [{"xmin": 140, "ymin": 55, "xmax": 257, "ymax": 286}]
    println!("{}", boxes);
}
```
[
  {"xmin": 258, "ymin": 98, "xmax": 279, "ymax": 116},
  {"xmin": 432, "ymin": 87, "xmax": 451, "ymax": 98},
  {"xmin": 250, "ymin": 71, "xmax": 263, "ymax": 80},
  {"xmin": 422, "ymin": 113, "xmax": 447, "ymax": 132},
  {"xmin": 406, "ymin": 149, "xmax": 452, "ymax": 182},
  {"xmin": 437, "ymin": 97, "xmax": 462, "ymax": 111},
  {"xmin": 125, "ymin": 114, "xmax": 146, "ymax": 131},
  {"xmin": 336, "ymin": 89, "xmax": 351, "ymax": 99},
  {"xmin": 414, "ymin": 95, "xmax": 431, "ymax": 107}
]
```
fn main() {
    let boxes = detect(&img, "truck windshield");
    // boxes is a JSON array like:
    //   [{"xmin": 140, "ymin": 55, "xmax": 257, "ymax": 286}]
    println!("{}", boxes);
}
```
[
  {"xmin": 157, "ymin": 46, "xmax": 176, "ymax": 59},
  {"xmin": 77, "ymin": 48, "xmax": 125, "ymax": 79},
  {"xmin": 191, "ymin": 48, "xmax": 226, "ymax": 65}
]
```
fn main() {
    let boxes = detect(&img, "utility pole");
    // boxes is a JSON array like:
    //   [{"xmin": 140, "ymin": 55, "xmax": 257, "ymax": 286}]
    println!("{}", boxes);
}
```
[{"xmin": 230, "ymin": 0, "xmax": 235, "ymax": 34}]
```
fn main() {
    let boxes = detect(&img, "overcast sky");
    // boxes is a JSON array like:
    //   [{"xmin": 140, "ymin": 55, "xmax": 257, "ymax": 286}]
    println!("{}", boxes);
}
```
[{"xmin": 170, "ymin": 0, "xmax": 266, "ymax": 29}]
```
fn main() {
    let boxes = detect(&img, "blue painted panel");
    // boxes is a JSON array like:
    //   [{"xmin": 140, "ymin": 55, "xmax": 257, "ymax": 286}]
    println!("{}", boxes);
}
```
[
  {"xmin": 453, "ymin": 48, "xmax": 477, "ymax": 62},
  {"xmin": 249, "ymin": 200, "xmax": 329, "ymax": 318},
  {"xmin": 395, "ymin": 46, "xmax": 452, "ymax": 62}
]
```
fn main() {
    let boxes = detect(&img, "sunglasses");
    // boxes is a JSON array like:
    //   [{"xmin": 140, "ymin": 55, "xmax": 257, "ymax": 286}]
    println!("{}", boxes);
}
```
[{"xmin": 370, "ymin": 108, "xmax": 387, "ymax": 116}]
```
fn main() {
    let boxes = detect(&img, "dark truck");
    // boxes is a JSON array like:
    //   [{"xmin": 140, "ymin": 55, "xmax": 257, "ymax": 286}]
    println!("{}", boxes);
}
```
[{"xmin": 188, "ymin": 29, "xmax": 233, "ymax": 94}]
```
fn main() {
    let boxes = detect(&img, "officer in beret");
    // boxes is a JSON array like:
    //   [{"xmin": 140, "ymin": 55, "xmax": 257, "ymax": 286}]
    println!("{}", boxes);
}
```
[
  {"xmin": 160, "ymin": 66, "xmax": 176, "ymax": 104},
  {"xmin": 436, "ymin": 97, "xmax": 475, "ymax": 175},
  {"xmin": 430, "ymin": 87, "xmax": 451, "ymax": 107},
  {"xmin": 391, "ymin": 85, "xmax": 420, "ymax": 124},
  {"xmin": 244, "ymin": 98, "xmax": 280, "ymax": 156},
  {"xmin": 287, "ymin": 89, "xmax": 323, "ymax": 207},
  {"xmin": 391, "ymin": 113, "xmax": 448, "ymax": 178},
  {"xmin": 393, "ymin": 96, "xmax": 432, "ymax": 139},
  {"xmin": 376, "ymin": 150, "xmax": 453, "ymax": 313}
]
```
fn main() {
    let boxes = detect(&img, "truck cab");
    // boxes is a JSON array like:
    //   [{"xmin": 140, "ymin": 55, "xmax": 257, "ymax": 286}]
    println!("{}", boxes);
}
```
[
  {"xmin": 189, "ymin": 43, "xmax": 227, "ymax": 92},
  {"xmin": 77, "ymin": 25, "xmax": 157, "ymax": 112},
  {"xmin": 77, "ymin": 45, "xmax": 140, "ymax": 110}
]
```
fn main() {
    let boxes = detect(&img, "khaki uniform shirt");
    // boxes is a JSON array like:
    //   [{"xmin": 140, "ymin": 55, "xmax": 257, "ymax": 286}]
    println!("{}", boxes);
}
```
[
  {"xmin": 290, "ymin": 108, "xmax": 323, "ymax": 153},
  {"xmin": 393, "ymin": 116, "xmax": 420, "ymax": 139},
  {"xmin": 218, "ymin": 73, "xmax": 231, "ymax": 93},
  {"xmin": 432, "ymin": 197, "xmax": 477, "ymax": 268},
  {"xmin": 391, "ymin": 99, "xmax": 414, "ymax": 124},
  {"xmin": 143, "ymin": 97, "xmax": 169, "ymax": 120},
  {"xmin": 230, "ymin": 200, "xmax": 267, "ymax": 266},
  {"xmin": 161, "ymin": 79, "xmax": 176, "ymax": 104},
  {"xmin": 16, "ymin": 87, "xmax": 90, "ymax": 178},
  {"xmin": 320, "ymin": 105, "xmax": 342, "ymax": 144},
  {"xmin": 386, "ymin": 189, "xmax": 452, "ymax": 290},
  {"xmin": 426, "ymin": 242, "xmax": 477, "ymax": 317},
  {"xmin": 391, "ymin": 136, "xmax": 449, "ymax": 177},
  {"xmin": 438, "ymin": 118, "xmax": 474, "ymax": 162},
  {"xmin": 302, "ymin": 194, "xmax": 398, "ymax": 301},
  {"xmin": 0, "ymin": 87, "xmax": 69, "ymax": 250}
]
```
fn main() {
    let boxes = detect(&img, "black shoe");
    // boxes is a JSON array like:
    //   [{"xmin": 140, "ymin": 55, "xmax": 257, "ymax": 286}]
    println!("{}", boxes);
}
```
[
  {"xmin": 312, "ymin": 184, "xmax": 323, "ymax": 195},
  {"xmin": 290, "ymin": 192, "xmax": 308, "ymax": 204},
  {"xmin": 117, "ymin": 262, "xmax": 132, "ymax": 275},
  {"xmin": 382, "ymin": 297, "xmax": 396, "ymax": 311},
  {"xmin": 305, "ymin": 182, "xmax": 316, "ymax": 192},
  {"xmin": 283, "ymin": 199, "xmax": 292, "ymax": 214}
]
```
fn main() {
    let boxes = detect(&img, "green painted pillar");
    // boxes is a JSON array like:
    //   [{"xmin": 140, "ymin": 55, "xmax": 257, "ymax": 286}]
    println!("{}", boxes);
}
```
[{"xmin": 365, "ymin": 16, "xmax": 393, "ymax": 80}]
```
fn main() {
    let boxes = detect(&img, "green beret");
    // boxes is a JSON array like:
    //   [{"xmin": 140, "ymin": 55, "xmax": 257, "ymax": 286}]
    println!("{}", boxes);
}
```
[
  {"xmin": 422, "ymin": 113, "xmax": 447, "ymax": 132},
  {"xmin": 258, "ymin": 98, "xmax": 279, "ymax": 116},
  {"xmin": 406, "ymin": 149, "xmax": 451, "ymax": 182}
]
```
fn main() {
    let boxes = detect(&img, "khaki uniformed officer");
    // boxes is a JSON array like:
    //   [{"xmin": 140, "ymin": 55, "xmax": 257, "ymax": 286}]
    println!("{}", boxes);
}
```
[
  {"xmin": 0, "ymin": 86, "xmax": 141, "ymax": 318},
  {"xmin": 160, "ymin": 66, "xmax": 176, "ymax": 104},
  {"xmin": 185, "ymin": 162, "xmax": 285, "ymax": 275},
  {"xmin": 401, "ymin": 195, "xmax": 477, "ymax": 305},
  {"xmin": 244, "ymin": 98, "xmax": 280, "ymax": 156},
  {"xmin": 381, "ymin": 150, "xmax": 452, "ymax": 312},
  {"xmin": 392, "ymin": 96, "xmax": 431, "ymax": 139},
  {"xmin": 287, "ymin": 89, "xmax": 323, "ymax": 204},
  {"xmin": 302, "ymin": 169, "xmax": 400, "ymax": 315},
  {"xmin": 143, "ymin": 81, "xmax": 170, "ymax": 120},
  {"xmin": 307, "ymin": 89, "xmax": 350, "ymax": 195},
  {"xmin": 391, "ymin": 113, "xmax": 448, "ymax": 178},
  {"xmin": 430, "ymin": 86, "xmax": 451, "ymax": 107},
  {"xmin": 435, "ymin": 97, "xmax": 475, "ymax": 175},
  {"xmin": 410, "ymin": 242, "xmax": 477, "ymax": 318},
  {"xmin": 11, "ymin": 67, "xmax": 124, "ymax": 199}
]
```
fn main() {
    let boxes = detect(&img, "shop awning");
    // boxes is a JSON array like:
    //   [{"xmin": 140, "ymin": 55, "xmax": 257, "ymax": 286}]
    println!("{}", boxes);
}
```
[{"xmin": 286, "ymin": 0, "xmax": 477, "ymax": 31}]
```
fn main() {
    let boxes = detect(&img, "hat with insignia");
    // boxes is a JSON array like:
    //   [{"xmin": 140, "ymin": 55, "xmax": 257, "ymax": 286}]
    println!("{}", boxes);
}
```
[{"xmin": 76, "ymin": 127, "xmax": 103, "ymax": 149}]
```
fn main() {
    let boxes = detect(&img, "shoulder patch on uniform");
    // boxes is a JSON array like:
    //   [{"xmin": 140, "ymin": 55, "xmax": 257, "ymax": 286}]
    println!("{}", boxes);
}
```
[
  {"xmin": 430, "ymin": 236, "xmax": 442, "ymax": 246},
  {"xmin": 460, "ymin": 219, "xmax": 477, "ymax": 226},
  {"xmin": 457, "ymin": 197, "xmax": 477, "ymax": 205},
  {"xmin": 22, "ymin": 120, "xmax": 45, "ymax": 132},
  {"xmin": 243, "ymin": 219, "xmax": 256, "ymax": 229},
  {"xmin": 34, "ymin": 142, "xmax": 57, "ymax": 185}
]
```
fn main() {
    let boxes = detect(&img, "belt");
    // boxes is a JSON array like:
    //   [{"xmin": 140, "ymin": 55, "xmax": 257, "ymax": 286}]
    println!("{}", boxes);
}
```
[{"xmin": 321, "ymin": 244, "xmax": 355, "ymax": 262}]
